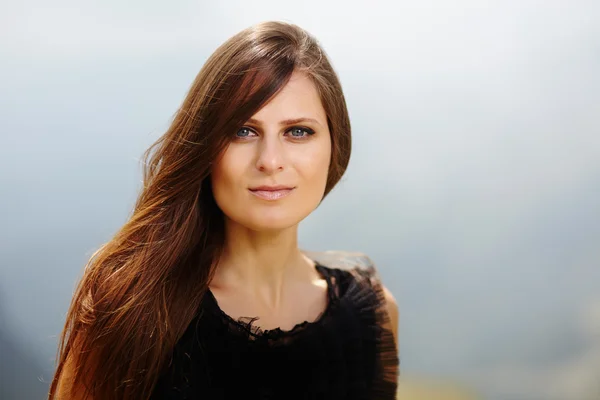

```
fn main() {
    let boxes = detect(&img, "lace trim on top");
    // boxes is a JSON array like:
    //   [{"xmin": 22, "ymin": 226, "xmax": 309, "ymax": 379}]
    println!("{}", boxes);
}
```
[
  {"xmin": 203, "ymin": 263, "xmax": 339, "ymax": 342},
  {"xmin": 152, "ymin": 258, "xmax": 400, "ymax": 399}
]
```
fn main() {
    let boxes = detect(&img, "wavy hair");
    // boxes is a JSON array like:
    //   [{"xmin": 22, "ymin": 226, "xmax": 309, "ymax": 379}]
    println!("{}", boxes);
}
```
[{"xmin": 48, "ymin": 20, "xmax": 352, "ymax": 400}]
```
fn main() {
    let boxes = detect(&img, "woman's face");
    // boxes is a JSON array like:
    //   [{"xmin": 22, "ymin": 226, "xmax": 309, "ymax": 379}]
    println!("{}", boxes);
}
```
[{"xmin": 211, "ymin": 70, "xmax": 332, "ymax": 232}]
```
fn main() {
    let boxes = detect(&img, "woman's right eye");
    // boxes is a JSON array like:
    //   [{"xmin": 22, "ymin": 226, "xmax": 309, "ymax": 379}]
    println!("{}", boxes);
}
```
[{"xmin": 235, "ymin": 127, "xmax": 256, "ymax": 138}]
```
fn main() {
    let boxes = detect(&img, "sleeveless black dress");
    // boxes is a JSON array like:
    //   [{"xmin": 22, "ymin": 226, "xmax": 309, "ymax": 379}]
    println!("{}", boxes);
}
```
[{"xmin": 150, "ymin": 260, "xmax": 399, "ymax": 399}]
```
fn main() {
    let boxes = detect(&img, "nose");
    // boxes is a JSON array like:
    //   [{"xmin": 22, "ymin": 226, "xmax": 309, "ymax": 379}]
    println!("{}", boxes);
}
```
[{"xmin": 255, "ymin": 134, "xmax": 286, "ymax": 173}]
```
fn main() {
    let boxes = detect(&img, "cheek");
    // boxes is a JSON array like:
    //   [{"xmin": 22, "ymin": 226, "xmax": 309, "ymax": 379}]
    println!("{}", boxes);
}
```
[
  {"xmin": 298, "ymin": 139, "xmax": 331, "ymax": 184},
  {"xmin": 211, "ymin": 151, "xmax": 242, "ymax": 206}
]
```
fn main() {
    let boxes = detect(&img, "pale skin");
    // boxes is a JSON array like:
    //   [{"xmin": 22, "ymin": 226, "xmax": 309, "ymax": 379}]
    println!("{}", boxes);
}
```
[{"xmin": 210, "ymin": 70, "xmax": 399, "ymax": 348}]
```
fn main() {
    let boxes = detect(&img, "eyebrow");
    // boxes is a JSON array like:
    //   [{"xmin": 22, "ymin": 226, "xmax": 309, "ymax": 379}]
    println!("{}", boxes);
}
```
[{"xmin": 247, "ymin": 117, "xmax": 322, "ymax": 127}]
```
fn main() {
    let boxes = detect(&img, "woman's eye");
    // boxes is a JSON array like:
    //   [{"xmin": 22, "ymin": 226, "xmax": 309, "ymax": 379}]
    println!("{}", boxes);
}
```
[
  {"xmin": 235, "ymin": 127, "xmax": 255, "ymax": 138},
  {"xmin": 287, "ymin": 126, "xmax": 315, "ymax": 138},
  {"xmin": 234, "ymin": 126, "xmax": 315, "ymax": 139}
]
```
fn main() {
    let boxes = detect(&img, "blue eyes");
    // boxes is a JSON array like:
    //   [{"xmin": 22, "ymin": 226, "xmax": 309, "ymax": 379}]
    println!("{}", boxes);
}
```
[
  {"xmin": 235, "ymin": 126, "xmax": 315, "ymax": 139},
  {"xmin": 235, "ymin": 128, "xmax": 254, "ymax": 138},
  {"xmin": 288, "ymin": 126, "xmax": 315, "ymax": 138}
]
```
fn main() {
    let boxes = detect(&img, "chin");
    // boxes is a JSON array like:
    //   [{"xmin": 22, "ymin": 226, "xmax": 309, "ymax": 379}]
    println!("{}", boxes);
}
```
[
  {"xmin": 223, "ymin": 202, "xmax": 319, "ymax": 233},
  {"xmin": 235, "ymin": 209, "xmax": 307, "ymax": 232},
  {"xmin": 246, "ymin": 217, "xmax": 302, "ymax": 232}
]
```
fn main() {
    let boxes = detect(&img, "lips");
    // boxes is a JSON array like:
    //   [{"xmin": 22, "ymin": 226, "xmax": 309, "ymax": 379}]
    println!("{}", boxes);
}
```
[
  {"xmin": 248, "ymin": 185, "xmax": 295, "ymax": 201},
  {"xmin": 249, "ymin": 185, "xmax": 294, "ymax": 191}
]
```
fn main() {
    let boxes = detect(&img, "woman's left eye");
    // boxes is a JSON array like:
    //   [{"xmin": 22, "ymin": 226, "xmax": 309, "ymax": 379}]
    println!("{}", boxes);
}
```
[{"xmin": 287, "ymin": 126, "xmax": 315, "ymax": 138}]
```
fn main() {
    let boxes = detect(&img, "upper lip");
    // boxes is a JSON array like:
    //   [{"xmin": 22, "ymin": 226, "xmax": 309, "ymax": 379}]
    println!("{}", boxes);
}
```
[{"xmin": 249, "ymin": 185, "xmax": 294, "ymax": 191}]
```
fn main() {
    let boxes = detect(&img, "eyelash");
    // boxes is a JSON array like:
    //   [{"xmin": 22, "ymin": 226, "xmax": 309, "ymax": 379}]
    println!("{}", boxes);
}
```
[{"xmin": 234, "ymin": 126, "xmax": 316, "ymax": 140}]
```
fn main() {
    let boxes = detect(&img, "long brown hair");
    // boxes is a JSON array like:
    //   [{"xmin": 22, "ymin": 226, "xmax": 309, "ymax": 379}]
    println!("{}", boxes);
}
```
[{"xmin": 49, "ymin": 20, "xmax": 352, "ymax": 400}]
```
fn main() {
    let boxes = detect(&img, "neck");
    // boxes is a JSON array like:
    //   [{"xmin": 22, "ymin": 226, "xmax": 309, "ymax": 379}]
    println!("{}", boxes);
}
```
[{"xmin": 212, "ymin": 218, "xmax": 317, "ymax": 305}]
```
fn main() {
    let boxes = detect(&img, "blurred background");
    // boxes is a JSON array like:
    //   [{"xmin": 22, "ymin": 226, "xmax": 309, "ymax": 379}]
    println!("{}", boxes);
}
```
[{"xmin": 1, "ymin": 1, "xmax": 599, "ymax": 399}]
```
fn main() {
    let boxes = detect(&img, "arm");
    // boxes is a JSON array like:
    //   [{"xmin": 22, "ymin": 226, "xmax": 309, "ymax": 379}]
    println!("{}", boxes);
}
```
[
  {"xmin": 52, "ymin": 336, "xmax": 96, "ymax": 400},
  {"xmin": 382, "ymin": 285, "xmax": 399, "ymax": 353},
  {"xmin": 54, "ymin": 353, "xmax": 80, "ymax": 400}
]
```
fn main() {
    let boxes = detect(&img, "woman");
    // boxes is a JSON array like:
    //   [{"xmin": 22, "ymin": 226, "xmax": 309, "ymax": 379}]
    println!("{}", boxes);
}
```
[{"xmin": 50, "ymin": 20, "xmax": 399, "ymax": 400}]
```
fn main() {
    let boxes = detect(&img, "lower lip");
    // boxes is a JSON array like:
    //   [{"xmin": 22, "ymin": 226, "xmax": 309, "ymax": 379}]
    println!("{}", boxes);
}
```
[{"xmin": 249, "ymin": 188, "xmax": 294, "ymax": 200}]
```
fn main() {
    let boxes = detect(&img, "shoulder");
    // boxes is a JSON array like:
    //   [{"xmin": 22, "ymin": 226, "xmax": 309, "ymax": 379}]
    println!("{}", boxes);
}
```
[
  {"xmin": 382, "ymin": 285, "xmax": 399, "ymax": 348},
  {"xmin": 303, "ymin": 249, "xmax": 399, "ymax": 346},
  {"xmin": 302, "ymin": 249, "xmax": 377, "ymax": 272}
]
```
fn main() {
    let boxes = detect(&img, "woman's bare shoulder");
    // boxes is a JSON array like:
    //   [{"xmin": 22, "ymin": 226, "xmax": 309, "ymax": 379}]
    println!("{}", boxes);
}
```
[
  {"xmin": 302, "ymin": 249, "xmax": 376, "ymax": 271},
  {"xmin": 303, "ymin": 249, "xmax": 399, "ymax": 346}
]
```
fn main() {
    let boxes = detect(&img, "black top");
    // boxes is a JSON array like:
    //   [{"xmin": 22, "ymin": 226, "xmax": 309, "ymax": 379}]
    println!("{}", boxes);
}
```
[{"xmin": 150, "ymin": 263, "xmax": 399, "ymax": 399}]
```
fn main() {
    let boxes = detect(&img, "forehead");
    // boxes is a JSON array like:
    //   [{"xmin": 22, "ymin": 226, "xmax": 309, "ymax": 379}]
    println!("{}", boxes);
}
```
[{"xmin": 250, "ymin": 71, "xmax": 326, "ymax": 123}]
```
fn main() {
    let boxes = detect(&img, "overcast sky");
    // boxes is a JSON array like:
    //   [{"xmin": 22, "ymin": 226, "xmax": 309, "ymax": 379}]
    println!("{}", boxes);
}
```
[{"xmin": 1, "ymin": 1, "xmax": 599, "ymax": 399}]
